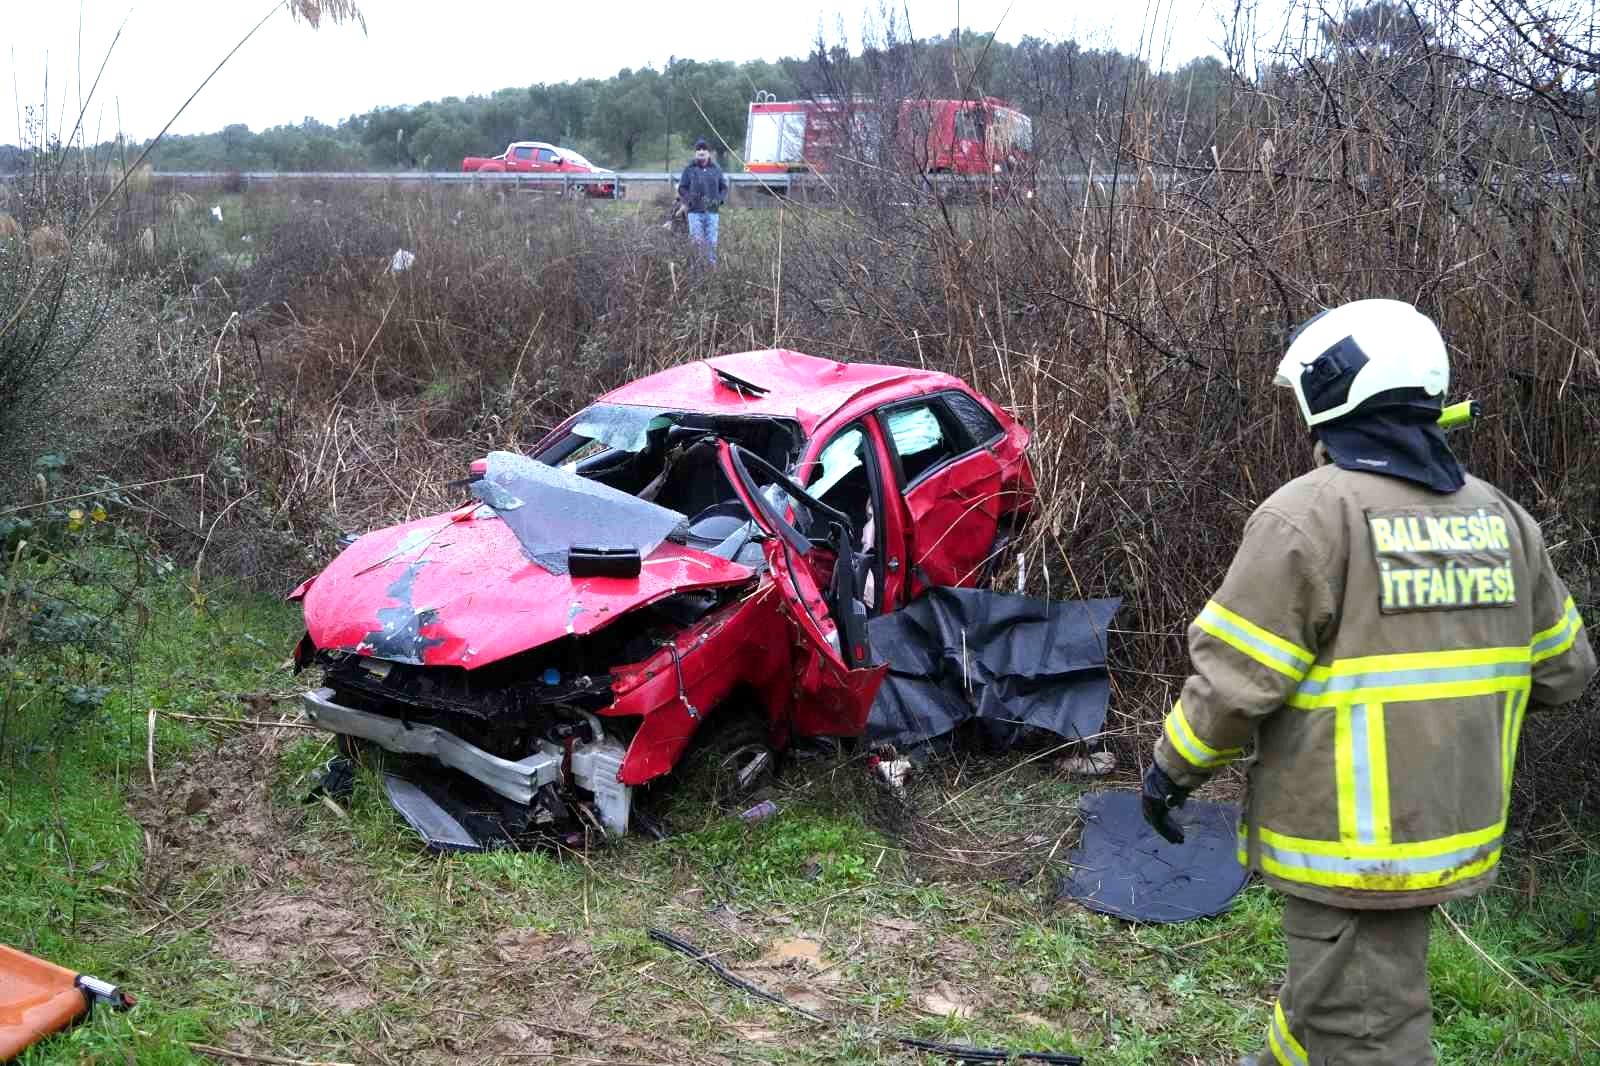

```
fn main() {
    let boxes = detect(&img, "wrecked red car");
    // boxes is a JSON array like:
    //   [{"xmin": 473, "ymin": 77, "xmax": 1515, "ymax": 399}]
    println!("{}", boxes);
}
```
[{"xmin": 292, "ymin": 349, "xmax": 1034, "ymax": 848}]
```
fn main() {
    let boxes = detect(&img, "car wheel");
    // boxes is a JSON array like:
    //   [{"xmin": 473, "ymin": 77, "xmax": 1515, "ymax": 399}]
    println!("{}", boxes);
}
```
[{"xmin": 689, "ymin": 712, "xmax": 776, "ymax": 810}]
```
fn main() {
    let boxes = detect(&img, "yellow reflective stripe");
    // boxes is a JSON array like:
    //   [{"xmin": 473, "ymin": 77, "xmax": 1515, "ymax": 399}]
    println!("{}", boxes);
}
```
[
  {"xmin": 1501, "ymin": 691, "xmax": 1516, "ymax": 806},
  {"xmin": 1195, "ymin": 600, "xmax": 1314, "ymax": 680},
  {"xmin": 1163, "ymin": 701, "xmax": 1243, "ymax": 770},
  {"xmin": 1531, "ymin": 598, "xmax": 1583, "ymax": 664},
  {"xmin": 1311, "ymin": 646, "xmax": 1529, "ymax": 675},
  {"xmin": 1335, "ymin": 707, "xmax": 1358, "ymax": 844},
  {"xmin": 1511, "ymin": 693, "xmax": 1528, "ymax": 785},
  {"xmin": 1257, "ymin": 821, "xmax": 1501, "ymax": 860},
  {"xmin": 1269, "ymin": 1001, "xmax": 1308, "ymax": 1066},
  {"xmin": 1290, "ymin": 676, "xmax": 1528, "ymax": 709},
  {"xmin": 1288, "ymin": 646, "xmax": 1531, "ymax": 709},
  {"xmin": 1502, "ymin": 689, "xmax": 1527, "ymax": 806},
  {"xmin": 1366, "ymin": 704, "xmax": 1391, "ymax": 845},
  {"xmin": 1251, "ymin": 814, "xmax": 1503, "ymax": 889},
  {"xmin": 1531, "ymin": 596, "xmax": 1577, "ymax": 646},
  {"xmin": 1336, "ymin": 703, "xmax": 1392, "ymax": 847},
  {"xmin": 1258, "ymin": 844, "xmax": 1501, "ymax": 891}
]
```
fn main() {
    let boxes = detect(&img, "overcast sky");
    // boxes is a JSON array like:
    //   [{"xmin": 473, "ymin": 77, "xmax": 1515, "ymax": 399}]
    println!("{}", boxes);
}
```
[{"xmin": 3, "ymin": 1, "xmax": 1243, "ymax": 144}]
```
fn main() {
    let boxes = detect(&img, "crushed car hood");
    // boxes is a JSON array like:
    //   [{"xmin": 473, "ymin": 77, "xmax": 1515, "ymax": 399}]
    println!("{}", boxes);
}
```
[{"xmin": 300, "ymin": 506, "xmax": 755, "ymax": 670}]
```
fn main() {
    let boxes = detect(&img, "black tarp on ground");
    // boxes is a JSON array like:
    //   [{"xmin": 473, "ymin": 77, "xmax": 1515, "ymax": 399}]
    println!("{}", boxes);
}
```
[
  {"xmin": 863, "ymin": 587, "xmax": 1119, "ymax": 749},
  {"xmin": 1057, "ymin": 790, "xmax": 1249, "ymax": 923}
]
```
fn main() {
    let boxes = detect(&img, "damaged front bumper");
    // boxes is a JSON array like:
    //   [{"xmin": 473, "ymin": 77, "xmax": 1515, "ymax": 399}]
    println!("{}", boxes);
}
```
[{"xmin": 301, "ymin": 687, "xmax": 632, "ymax": 836}]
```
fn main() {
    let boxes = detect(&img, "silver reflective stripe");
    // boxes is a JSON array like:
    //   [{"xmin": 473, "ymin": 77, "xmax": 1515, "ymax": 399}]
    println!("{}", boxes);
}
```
[
  {"xmin": 1258, "ymin": 835, "xmax": 1501, "ymax": 876},
  {"xmin": 1532, "ymin": 607, "xmax": 1580, "ymax": 658},
  {"xmin": 1296, "ymin": 659, "xmax": 1528, "ymax": 699},
  {"xmin": 1198, "ymin": 603, "xmax": 1309, "ymax": 676},
  {"xmin": 1350, "ymin": 704, "xmax": 1377, "ymax": 845}
]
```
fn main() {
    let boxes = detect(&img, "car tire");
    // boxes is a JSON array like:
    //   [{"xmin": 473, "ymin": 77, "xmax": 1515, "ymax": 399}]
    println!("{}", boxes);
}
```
[{"xmin": 696, "ymin": 712, "xmax": 777, "ymax": 809}]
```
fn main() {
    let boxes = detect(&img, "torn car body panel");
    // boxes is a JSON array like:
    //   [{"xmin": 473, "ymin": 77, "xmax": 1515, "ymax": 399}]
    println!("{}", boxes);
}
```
[
  {"xmin": 300, "ymin": 506, "xmax": 754, "ymax": 670},
  {"xmin": 607, "ymin": 587, "xmax": 796, "ymax": 784}
]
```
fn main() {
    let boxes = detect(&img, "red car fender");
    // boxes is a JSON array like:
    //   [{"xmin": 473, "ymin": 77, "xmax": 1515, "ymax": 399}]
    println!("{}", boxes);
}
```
[
  {"xmin": 608, "ymin": 589, "xmax": 793, "ymax": 786},
  {"xmin": 992, "ymin": 421, "xmax": 1037, "ymax": 522}
]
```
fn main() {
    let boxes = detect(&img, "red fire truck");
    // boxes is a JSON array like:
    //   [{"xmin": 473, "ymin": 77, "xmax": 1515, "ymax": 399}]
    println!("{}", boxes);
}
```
[{"xmin": 743, "ymin": 95, "xmax": 1033, "ymax": 176}]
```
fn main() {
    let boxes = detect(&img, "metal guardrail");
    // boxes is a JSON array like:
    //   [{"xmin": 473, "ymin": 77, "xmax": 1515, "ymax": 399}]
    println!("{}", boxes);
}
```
[
  {"xmin": 150, "ymin": 169, "xmax": 793, "ymax": 194},
  {"xmin": 145, "ymin": 169, "xmax": 1165, "ymax": 196}
]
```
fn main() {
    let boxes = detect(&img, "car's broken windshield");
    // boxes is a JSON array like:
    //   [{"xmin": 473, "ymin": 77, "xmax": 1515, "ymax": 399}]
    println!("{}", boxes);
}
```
[
  {"xmin": 470, "ymin": 451, "xmax": 687, "ymax": 575},
  {"xmin": 536, "ymin": 408, "xmax": 802, "ymax": 505},
  {"xmin": 568, "ymin": 404, "xmax": 673, "ymax": 455}
]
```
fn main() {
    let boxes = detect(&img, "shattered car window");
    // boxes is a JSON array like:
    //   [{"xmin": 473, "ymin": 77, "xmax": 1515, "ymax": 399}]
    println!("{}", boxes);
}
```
[
  {"xmin": 569, "ymin": 404, "xmax": 673, "ymax": 454},
  {"xmin": 470, "ymin": 451, "xmax": 687, "ymax": 575}
]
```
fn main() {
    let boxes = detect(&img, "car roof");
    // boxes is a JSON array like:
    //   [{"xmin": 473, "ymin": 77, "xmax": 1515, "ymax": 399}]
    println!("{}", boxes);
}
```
[{"xmin": 597, "ymin": 349, "xmax": 963, "ymax": 437}]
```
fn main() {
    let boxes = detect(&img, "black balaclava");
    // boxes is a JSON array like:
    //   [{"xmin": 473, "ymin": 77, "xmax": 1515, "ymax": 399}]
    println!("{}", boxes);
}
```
[{"xmin": 1314, "ymin": 393, "xmax": 1465, "ymax": 494}]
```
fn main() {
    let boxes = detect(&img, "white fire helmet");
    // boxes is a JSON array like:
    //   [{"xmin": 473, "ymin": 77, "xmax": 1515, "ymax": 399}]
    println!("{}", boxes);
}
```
[{"xmin": 1274, "ymin": 299, "xmax": 1449, "ymax": 428}]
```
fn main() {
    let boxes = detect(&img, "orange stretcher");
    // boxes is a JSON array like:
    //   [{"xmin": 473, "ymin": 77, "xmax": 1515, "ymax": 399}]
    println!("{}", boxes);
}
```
[{"xmin": 0, "ymin": 945, "xmax": 133, "ymax": 1062}]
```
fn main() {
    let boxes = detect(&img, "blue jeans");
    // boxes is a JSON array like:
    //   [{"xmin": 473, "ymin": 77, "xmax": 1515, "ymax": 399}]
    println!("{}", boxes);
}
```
[{"xmin": 687, "ymin": 211, "xmax": 719, "ymax": 264}]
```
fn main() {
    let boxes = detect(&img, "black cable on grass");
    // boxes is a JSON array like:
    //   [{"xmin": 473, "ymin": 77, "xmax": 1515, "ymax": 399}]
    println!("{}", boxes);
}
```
[
  {"xmin": 649, "ymin": 928, "xmax": 1086, "ymax": 1064},
  {"xmin": 647, "ymin": 928, "xmax": 829, "ymax": 1023}
]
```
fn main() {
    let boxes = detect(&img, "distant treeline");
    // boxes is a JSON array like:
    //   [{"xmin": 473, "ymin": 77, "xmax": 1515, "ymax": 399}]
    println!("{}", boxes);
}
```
[{"xmin": 0, "ymin": 31, "xmax": 1229, "ymax": 174}]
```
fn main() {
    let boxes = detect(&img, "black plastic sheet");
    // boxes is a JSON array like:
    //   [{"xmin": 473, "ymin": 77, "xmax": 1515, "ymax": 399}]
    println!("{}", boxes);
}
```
[
  {"xmin": 864, "ymin": 588, "xmax": 1119, "ymax": 749},
  {"xmin": 1057, "ymin": 790, "xmax": 1249, "ymax": 923},
  {"xmin": 470, "ymin": 451, "xmax": 687, "ymax": 574}
]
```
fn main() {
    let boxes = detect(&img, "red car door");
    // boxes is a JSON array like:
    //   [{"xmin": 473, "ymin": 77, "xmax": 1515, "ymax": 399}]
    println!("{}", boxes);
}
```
[
  {"xmin": 507, "ymin": 145, "xmax": 536, "ymax": 172},
  {"xmin": 797, "ymin": 419, "xmax": 909, "ymax": 614},
  {"xmin": 718, "ymin": 441, "xmax": 885, "ymax": 738},
  {"xmin": 880, "ymin": 395, "xmax": 1005, "ymax": 592}
]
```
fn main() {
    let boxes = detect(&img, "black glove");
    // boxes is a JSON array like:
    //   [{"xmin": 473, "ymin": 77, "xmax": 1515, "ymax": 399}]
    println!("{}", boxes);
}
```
[{"xmin": 1140, "ymin": 761, "xmax": 1190, "ymax": 845}]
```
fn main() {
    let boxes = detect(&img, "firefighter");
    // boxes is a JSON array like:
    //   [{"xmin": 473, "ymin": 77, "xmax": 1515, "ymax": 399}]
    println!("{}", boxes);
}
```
[{"xmin": 1140, "ymin": 299, "xmax": 1596, "ymax": 1065}]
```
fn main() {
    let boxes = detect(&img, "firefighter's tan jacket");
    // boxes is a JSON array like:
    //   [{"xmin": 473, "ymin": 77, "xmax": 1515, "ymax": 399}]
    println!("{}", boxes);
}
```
[{"xmin": 1155, "ymin": 462, "xmax": 1596, "ymax": 909}]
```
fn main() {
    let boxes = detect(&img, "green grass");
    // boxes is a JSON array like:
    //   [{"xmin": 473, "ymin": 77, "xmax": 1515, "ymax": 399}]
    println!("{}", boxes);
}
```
[
  {"xmin": 2, "ymin": 572, "xmax": 303, "ymax": 1065},
  {"xmin": 4, "ymin": 572, "xmax": 1599, "ymax": 1063}
]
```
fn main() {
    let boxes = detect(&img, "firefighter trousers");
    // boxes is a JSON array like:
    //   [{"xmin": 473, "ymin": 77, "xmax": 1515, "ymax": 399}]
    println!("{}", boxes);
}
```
[{"xmin": 1263, "ymin": 895, "xmax": 1435, "ymax": 1065}]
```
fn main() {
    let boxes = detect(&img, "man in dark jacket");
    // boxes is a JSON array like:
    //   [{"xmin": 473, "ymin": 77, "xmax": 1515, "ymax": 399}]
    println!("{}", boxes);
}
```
[{"xmin": 677, "ymin": 137, "xmax": 727, "ymax": 264}]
